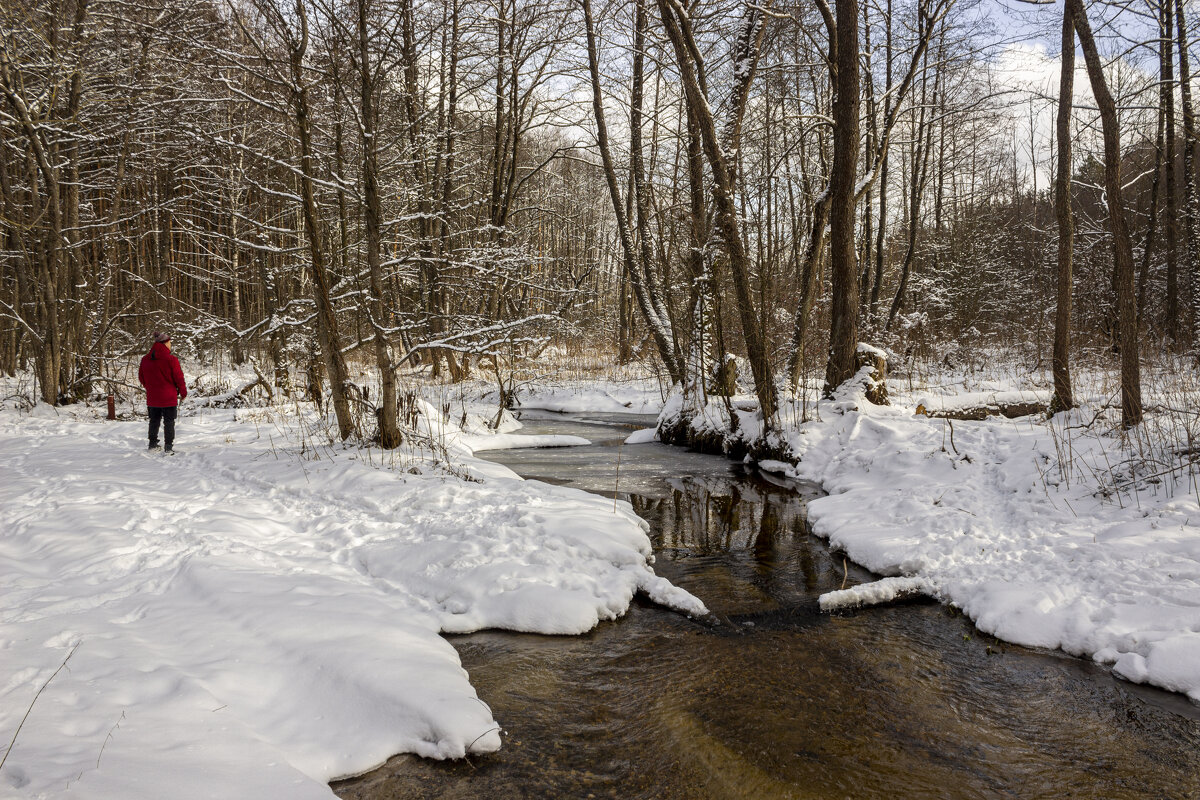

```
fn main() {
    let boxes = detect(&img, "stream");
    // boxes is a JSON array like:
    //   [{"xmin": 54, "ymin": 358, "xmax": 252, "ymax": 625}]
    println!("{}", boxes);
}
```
[{"xmin": 333, "ymin": 410, "xmax": 1200, "ymax": 800}]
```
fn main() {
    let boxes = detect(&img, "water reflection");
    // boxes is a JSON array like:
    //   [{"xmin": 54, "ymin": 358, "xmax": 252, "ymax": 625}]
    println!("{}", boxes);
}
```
[{"xmin": 333, "ymin": 414, "xmax": 1200, "ymax": 800}]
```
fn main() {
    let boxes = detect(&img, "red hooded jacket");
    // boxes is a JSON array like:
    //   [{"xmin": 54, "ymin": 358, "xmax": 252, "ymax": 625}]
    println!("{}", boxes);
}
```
[{"xmin": 139, "ymin": 341, "xmax": 188, "ymax": 407}]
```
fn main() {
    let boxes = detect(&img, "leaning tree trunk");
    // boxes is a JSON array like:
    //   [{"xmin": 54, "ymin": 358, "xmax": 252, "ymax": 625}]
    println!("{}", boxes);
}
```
[
  {"xmin": 581, "ymin": 0, "xmax": 682, "ymax": 384},
  {"xmin": 656, "ymin": 0, "xmax": 778, "ymax": 422},
  {"xmin": 1068, "ymin": 0, "xmax": 1142, "ymax": 427},
  {"xmin": 290, "ymin": 0, "xmax": 356, "ymax": 440}
]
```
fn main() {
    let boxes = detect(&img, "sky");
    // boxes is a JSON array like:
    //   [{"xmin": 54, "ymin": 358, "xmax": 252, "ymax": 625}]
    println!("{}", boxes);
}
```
[{"xmin": 980, "ymin": 0, "xmax": 1162, "ymax": 188}]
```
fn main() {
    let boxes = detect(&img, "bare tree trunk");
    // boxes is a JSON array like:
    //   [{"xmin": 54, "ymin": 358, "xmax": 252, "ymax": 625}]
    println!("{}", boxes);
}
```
[
  {"xmin": 630, "ymin": 0, "xmax": 678, "ymax": 367},
  {"xmin": 858, "ymin": 0, "xmax": 875, "ymax": 308},
  {"xmin": 581, "ymin": 0, "xmax": 682, "ymax": 383},
  {"xmin": 1162, "ymin": 0, "xmax": 1181, "ymax": 345},
  {"xmin": 786, "ymin": 193, "xmax": 829, "ymax": 390},
  {"xmin": 870, "ymin": 0, "xmax": 893, "ymax": 319},
  {"xmin": 357, "ymin": 0, "xmax": 401, "ymax": 448},
  {"xmin": 289, "ymin": 0, "xmax": 356, "ymax": 440},
  {"xmin": 683, "ymin": 100, "xmax": 712, "ymax": 385},
  {"xmin": 656, "ymin": 0, "xmax": 778, "ymax": 421},
  {"xmin": 885, "ymin": 43, "xmax": 935, "ymax": 332},
  {"xmin": 823, "ymin": 0, "xmax": 861, "ymax": 394},
  {"xmin": 1068, "ymin": 0, "xmax": 1142, "ymax": 427},
  {"xmin": 1175, "ymin": 0, "xmax": 1200, "ymax": 354},
  {"xmin": 618, "ymin": 267, "xmax": 633, "ymax": 362},
  {"xmin": 1051, "ymin": 3, "xmax": 1075, "ymax": 414},
  {"xmin": 61, "ymin": 0, "xmax": 87, "ymax": 396},
  {"xmin": 787, "ymin": 0, "xmax": 937, "ymax": 391},
  {"xmin": 1138, "ymin": 104, "xmax": 1165, "ymax": 325},
  {"xmin": 0, "ymin": 46, "xmax": 64, "ymax": 404}
]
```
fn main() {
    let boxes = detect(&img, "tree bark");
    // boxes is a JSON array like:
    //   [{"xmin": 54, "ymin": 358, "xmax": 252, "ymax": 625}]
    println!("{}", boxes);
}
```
[
  {"xmin": 289, "ymin": 0, "xmax": 357, "ymax": 440},
  {"xmin": 1175, "ymin": 0, "xmax": 1200, "ymax": 354},
  {"xmin": 1068, "ymin": 0, "xmax": 1142, "ymax": 427},
  {"xmin": 1161, "ymin": 0, "xmax": 1181, "ymax": 345},
  {"xmin": 357, "ymin": 0, "xmax": 401, "ymax": 448},
  {"xmin": 683, "ymin": 99, "xmax": 712, "ymax": 385},
  {"xmin": 786, "ymin": 192, "xmax": 829, "ymax": 390},
  {"xmin": 870, "ymin": 0, "xmax": 894, "ymax": 319},
  {"xmin": 1051, "ymin": 3, "xmax": 1075, "ymax": 414},
  {"xmin": 656, "ymin": 0, "xmax": 778, "ymax": 421},
  {"xmin": 823, "ymin": 0, "xmax": 861, "ymax": 395},
  {"xmin": 581, "ymin": 0, "xmax": 683, "ymax": 383},
  {"xmin": 1137, "ymin": 104, "xmax": 1165, "ymax": 325}
]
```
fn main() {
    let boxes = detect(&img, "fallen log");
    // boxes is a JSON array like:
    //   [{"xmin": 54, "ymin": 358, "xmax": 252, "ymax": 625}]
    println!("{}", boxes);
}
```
[
  {"xmin": 818, "ymin": 576, "xmax": 936, "ymax": 611},
  {"xmin": 915, "ymin": 391, "xmax": 1049, "ymax": 421},
  {"xmin": 196, "ymin": 373, "xmax": 273, "ymax": 408}
]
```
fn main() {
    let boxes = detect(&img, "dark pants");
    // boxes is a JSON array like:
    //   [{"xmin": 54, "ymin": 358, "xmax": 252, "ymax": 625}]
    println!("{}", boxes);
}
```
[{"xmin": 148, "ymin": 406, "xmax": 177, "ymax": 449}]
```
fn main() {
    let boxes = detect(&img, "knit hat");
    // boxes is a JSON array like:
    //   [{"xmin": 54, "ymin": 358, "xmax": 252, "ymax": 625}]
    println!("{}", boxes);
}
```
[{"xmin": 153, "ymin": 331, "xmax": 171, "ymax": 344}]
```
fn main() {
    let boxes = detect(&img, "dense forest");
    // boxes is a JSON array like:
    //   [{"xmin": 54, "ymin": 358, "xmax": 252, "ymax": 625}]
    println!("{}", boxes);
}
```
[{"xmin": 2, "ymin": 0, "xmax": 1196, "ymax": 441}]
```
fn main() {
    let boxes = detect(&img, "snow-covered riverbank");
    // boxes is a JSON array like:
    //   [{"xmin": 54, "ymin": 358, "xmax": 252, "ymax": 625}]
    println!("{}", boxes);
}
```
[
  {"xmin": 4, "ymin": 358, "xmax": 1198, "ymax": 798},
  {"xmin": 785, "ymin": 380, "xmax": 1200, "ymax": 703},
  {"xmin": 0, "ymin": 391, "xmax": 702, "ymax": 799},
  {"xmin": 597, "ymin": 363, "xmax": 1200, "ymax": 705}
]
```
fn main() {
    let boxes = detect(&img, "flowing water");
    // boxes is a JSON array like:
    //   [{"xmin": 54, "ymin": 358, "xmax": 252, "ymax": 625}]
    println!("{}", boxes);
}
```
[{"xmin": 334, "ymin": 410, "xmax": 1200, "ymax": 800}]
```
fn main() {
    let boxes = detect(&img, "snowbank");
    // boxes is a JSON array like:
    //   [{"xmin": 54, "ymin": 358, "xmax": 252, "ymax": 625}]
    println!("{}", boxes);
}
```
[
  {"xmin": 0, "ymin": 399, "xmax": 704, "ymax": 798},
  {"xmin": 769, "ymin": 386, "xmax": 1200, "ymax": 703},
  {"xmin": 457, "ymin": 433, "xmax": 591, "ymax": 452},
  {"xmin": 514, "ymin": 383, "xmax": 665, "ymax": 415},
  {"xmin": 818, "ymin": 576, "xmax": 936, "ymax": 611},
  {"xmin": 623, "ymin": 428, "xmax": 658, "ymax": 445}
]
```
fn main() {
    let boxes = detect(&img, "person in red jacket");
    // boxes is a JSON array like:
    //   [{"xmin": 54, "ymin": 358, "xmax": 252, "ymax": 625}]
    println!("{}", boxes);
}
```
[{"xmin": 138, "ymin": 331, "xmax": 188, "ymax": 453}]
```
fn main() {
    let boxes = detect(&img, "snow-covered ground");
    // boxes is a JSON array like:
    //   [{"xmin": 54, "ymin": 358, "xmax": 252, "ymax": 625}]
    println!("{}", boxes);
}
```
[
  {"xmin": 4, "ymin": 352, "xmax": 1198, "ymax": 798},
  {"xmin": 0, "ymin": 381, "xmax": 703, "ymax": 799},
  {"xmin": 774, "ymin": 365, "xmax": 1200, "ymax": 704}
]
